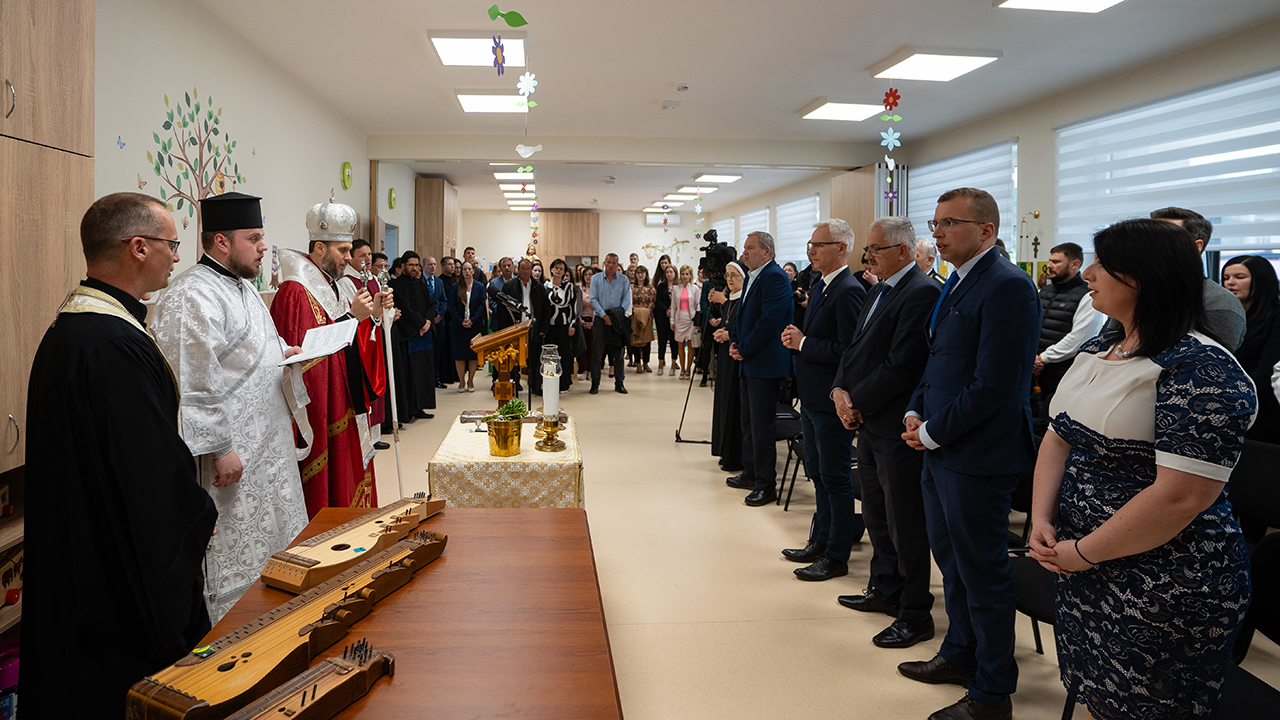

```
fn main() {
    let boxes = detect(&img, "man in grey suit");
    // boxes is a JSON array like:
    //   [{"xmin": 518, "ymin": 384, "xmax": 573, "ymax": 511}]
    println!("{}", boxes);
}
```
[{"xmin": 832, "ymin": 217, "xmax": 941, "ymax": 649}]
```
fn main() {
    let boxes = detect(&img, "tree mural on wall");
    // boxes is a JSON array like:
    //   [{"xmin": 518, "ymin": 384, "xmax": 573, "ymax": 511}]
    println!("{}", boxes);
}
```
[{"xmin": 146, "ymin": 87, "xmax": 246, "ymax": 238}]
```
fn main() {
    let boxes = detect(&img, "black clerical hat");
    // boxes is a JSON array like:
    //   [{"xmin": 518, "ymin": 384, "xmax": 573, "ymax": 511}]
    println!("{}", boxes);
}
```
[{"xmin": 201, "ymin": 192, "xmax": 263, "ymax": 232}]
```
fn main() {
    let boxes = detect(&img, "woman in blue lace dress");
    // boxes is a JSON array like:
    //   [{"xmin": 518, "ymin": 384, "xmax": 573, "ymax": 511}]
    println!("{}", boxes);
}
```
[{"xmin": 1030, "ymin": 219, "xmax": 1255, "ymax": 720}]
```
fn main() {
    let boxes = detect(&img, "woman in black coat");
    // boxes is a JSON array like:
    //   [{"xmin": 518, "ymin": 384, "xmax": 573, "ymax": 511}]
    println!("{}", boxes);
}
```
[
  {"xmin": 449, "ymin": 260, "xmax": 488, "ymax": 392},
  {"xmin": 1223, "ymin": 254, "xmax": 1280, "ymax": 445},
  {"xmin": 654, "ymin": 264, "xmax": 679, "ymax": 376},
  {"xmin": 711, "ymin": 260, "xmax": 748, "ymax": 472}
]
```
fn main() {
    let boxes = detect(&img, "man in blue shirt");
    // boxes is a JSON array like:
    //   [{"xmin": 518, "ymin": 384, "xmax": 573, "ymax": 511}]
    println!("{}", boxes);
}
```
[{"xmin": 590, "ymin": 253, "xmax": 633, "ymax": 394}]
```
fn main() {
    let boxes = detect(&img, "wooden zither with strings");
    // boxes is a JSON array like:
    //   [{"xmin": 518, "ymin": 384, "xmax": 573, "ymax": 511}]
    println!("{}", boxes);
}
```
[
  {"xmin": 261, "ymin": 492, "xmax": 445, "ymax": 593},
  {"xmin": 222, "ymin": 639, "xmax": 393, "ymax": 720},
  {"xmin": 126, "ymin": 531, "xmax": 447, "ymax": 720}
]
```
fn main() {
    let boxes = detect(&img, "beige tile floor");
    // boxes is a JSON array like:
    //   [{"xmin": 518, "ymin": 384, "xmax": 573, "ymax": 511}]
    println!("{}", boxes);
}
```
[{"xmin": 373, "ymin": 363, "xmax": 1280, "ymax": 720}]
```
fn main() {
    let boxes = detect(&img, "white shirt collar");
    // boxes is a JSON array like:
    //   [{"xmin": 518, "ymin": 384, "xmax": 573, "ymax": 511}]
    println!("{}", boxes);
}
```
[
  {"xmin": 819, "ymin": 266, "xmax": 845, "ymax": 288},
  {"xmin": 953, "ymin": 245, "xmax": 997, "ymax": 282},
  {"xmin": 882, "ymin": 261, "xmax": 913, "ymax": 288}
]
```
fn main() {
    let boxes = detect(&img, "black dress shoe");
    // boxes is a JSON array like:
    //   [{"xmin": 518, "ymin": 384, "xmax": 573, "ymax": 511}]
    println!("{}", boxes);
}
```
[
  {"xmin": 436, "ymin": 382, "xmax": 448, "ymax": 389},
  {"xmin": 374, "ymin": 441, "xmax": 390, "ymax": 450},
  {"xmin": 615, "ymin": 385, "xmax": 628, "ymax": 394},
  {"xmin": 726, "ymin": 474, "xmax": 754, "ymax": 490},
  {"xmin": 719, "ymin": 462, "xmax": 744, "ymax": 472},
  {"xmin": 927, "ymin": 694, "xmax": 1012, "ymax": 720},
  {"xmin": 415, "ymin": 411, "xmax": 434, "ymax": 420},
  {"xmin": 873, "ymin": 617, "xmax": 935, "ymax": 649},
  {"xmin": 589, "ymin": 385, "xmax": 599, "ymax": 394},
  {"xmin": 794, "ymin": 556, "xmax": 848, "ymax": 582},
  {"xmin": 837, "ymin": 588, "xmax": 901, "ymax": 617},
  {"xmin": 898, "ymin": 654, "xmax": 978, "ymax": 686},
  {"xmin": 781, "ymin": 542, "xmax": 826, "ymax": 563},
  {"xmin": 744, "ymin": 489, "xmax": 777, "ymax": 506}
]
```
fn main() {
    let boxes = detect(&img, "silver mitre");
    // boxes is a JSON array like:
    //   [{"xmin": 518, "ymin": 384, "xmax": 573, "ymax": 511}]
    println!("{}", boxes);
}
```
[{"xmin": 306, "ymin": 190, "xmax": 357, "ymax": 243}]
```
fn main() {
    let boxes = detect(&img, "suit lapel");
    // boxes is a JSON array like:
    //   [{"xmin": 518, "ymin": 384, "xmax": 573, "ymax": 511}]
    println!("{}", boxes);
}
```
[{"xmin": 933, "ymin": 249, "xmax": 998, "ymax": 334}]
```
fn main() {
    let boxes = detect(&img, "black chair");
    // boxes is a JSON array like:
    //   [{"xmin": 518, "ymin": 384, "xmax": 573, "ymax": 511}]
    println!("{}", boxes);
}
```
[
  {"xmin": 775, "ymin": 403, "xmax": 803, "ymax": 508},
  {"xmin": 1226, "ymin": 439, "xmax": 1280, "ymax": 546},
  {"xmin": 1216, "ymin": 532, "xmax": 1280, "ymax": 718}
]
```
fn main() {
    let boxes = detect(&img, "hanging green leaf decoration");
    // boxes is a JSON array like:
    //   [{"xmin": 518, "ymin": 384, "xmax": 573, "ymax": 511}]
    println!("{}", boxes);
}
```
[
  {"xmin": 879, "ymin": 114, "xmax": 902, "ymax": 122},
  {"xmin": 487, "ymin": 4, "xmax": 528, "ymax": 27},
  {"xmin": 518, "ymin": 166, "xmax": 533, "ymax": 173}
]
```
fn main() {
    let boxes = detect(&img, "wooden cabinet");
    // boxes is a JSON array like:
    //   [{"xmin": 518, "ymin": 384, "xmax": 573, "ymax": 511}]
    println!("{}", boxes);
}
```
[
  {"xmin": 0, "ymin": 0, "xmax": 95, "ymax": 156},
  {"xmin": 541, "ymin": 211, "xmax": 599, "ymax": 261},
  {"xmin": 0, "ymin": 135, "xmax": 93, "ymax": 472},
  {"xmin": 415, "ymin": 177, "xmax": 458, "ymax": 261},
  {"xmin": 830, "ymin": 166, "xmax": 877, "ymax": 241}
]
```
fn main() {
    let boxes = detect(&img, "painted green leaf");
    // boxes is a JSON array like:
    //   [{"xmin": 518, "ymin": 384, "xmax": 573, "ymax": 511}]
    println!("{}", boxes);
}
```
[
  {"xmin": 176, "ymin": 198, "xmax": 184, "ymax": 210},
  {"xmin": 159, "ymin": 187, "xmax": 166, "ymax": 200},
  {"xmin": 182, "ymin": 168, "xmax": 189, "ymax": 179},
  {"xmin": 231, "ymin": 140, "xmax": 237, "ymax": 148},
  {"xmin": 146, "ymin": 151, "xmax": 153, "ymax": 163},
  {"xmin": 195, "ymin": 102, "xmax": 201, "ymax": 114},
  {"xmin": 162, "ymin": 121, "xmax": 171, "ymax": 130},
  {"xmin": 154, "ymin": 164, "xmax": 161, "ymax": 176},
  {"xmin": 214, "ymin": 116, "xmax": 220, "ymax": 125},
  {"xmin": 204, "ymin": 171, "xmax": 210, "ymax": 185},
  {"xmin": 213, "ymin": 127, "xmax": 219, "ymax": 136},
  {"xmin": 185, "ymin": 92, "xmax": 191, "ymax": 107},
  {"xmin": 188, "ymin": 204, "xmax": 195, "ymax": 217},
  {"xmin": 167, "ymin": 155, "xmax": 173, "ymax": 167},
  {"xmin": 164, "ymin": 94, "xmax": 169, "ymax": 108},
  {"xmin": 204, "ymin": 120, "xmax": 209, "ymax": 133},
  {"xmin": 167, "ymin": 110, "xmax": 173, "ymax": 122},
  {"xmin": 234, "ymin": 163, "xmax": 239, "ymax": 174},
  {"xmin": 153, "ymin": 131, "xmax": 161, "ymax": 144},
  {"xmin": 175, "ymin": 174, "xmax": 181, "ymax": 191},
  {"xmin": 193, "ymin": 87, "xmax": 198, "ymax": 100},
  {"xmin": 217, "ymin": 108, "xmax": 222, "ymax": 117},
  {"xmin": 207, "ymin": 139, "xmax": 213, "ymax": 152},
  {"xmin": 167, "ymin": 203, "xmax": 175, "ymax": 212}
]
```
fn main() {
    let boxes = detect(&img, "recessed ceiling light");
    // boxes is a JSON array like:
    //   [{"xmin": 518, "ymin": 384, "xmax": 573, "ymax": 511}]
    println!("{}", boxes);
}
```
[
  {"xmin": 504, "ymin": 192, "xmax": 536, "ymax": 199},
  {"xmin": 508, "ymin": 201, "xmax": 535, "ymax": 206},
  {"xmin": 490, "ymin": 162, "xmax": 519, "ymax": 166},
  {"xmin": 653, "ymin": 201, "xmax": 684, "ymax": 207},
  {"xmin": 871, "ymin": 46, "xmax": 1001, "ymax": 82},
  {"xmin": 429, "ymin": 32, "xmax": 526, "ymax": 67},
  {"xmin": 695, "ymin": 174, "xmax": 741, "ymax": 183},
  {"xmin": 494, "ymin": 172, "xmax": 534, "ymax": 180},
  {"xmin": 642, "ymin": 208, "xmax": 671, "ymax": 213},
  {"xmin": 499, "ymin": 184, "xmax": 535, "ymax": 191},
  {"xmin": 664, "ymin": 194, "xmax": 696, "ymax": 201},
  {"xmin": 677, "ymin": 186, "xmax": 718, "ymax": 194},
  {"xmin": 456, "ymin": 91, "xmax": 528, "ymax": 113},
  {"xmin": 994, "ymin": 0, "xmax": 1125, "ymax": 11},
  {"xmin": 512, "ymin": 206, "xmax": 536, "ymax": 211},
  {"xmin": 798, "ymin": 98, "xmax": 883, "ymax": 122}
]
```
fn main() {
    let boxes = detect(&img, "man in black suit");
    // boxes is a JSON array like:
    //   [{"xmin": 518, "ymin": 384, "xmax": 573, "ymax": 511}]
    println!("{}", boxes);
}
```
[
  {"xmin": 504, "ymin": 258, "xmax": 549, "ymax": 395},
  {"xmin": 778, "ymin": 219, "xmax": 865, "ymax": 581},
  {"xmin": 899, "ymin": 188, "xmax": 1039, "ymax": 720},
  {"xmin": 831, "ymin": 217, "xmax": 941, "ymax": 650}
]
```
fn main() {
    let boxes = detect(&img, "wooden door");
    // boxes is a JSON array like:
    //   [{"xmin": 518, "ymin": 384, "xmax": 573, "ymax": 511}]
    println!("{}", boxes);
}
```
[
  {"xmin": 0, "ymin": 0, "xmax": 94, "ymax": 156},
  {"xmin": 0, "ymin": 135, "xmax": 93, "ymax": 471}
]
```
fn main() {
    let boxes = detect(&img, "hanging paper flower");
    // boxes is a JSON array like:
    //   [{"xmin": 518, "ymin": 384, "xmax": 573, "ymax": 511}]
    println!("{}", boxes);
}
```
[
  {"xmin": 884, "ymin": 87, "xmax": 900, "ymax": 111},
  {"xmin": 493, "ymin": 36, "xmax": 505, "ymax": 76},
  {"xmin": 517, "ymin": 72, "xmax": 538, "ymax": 97},
  {"xmin": 884, "ymin": 189, "xmax": 899, "ymax": 202},
  {"xmin": 885, "ymin": 155, "xmax": 896, "ymax": 172},
  {"xmin": 694, "ymin": 203, "xmax": 702, "ymax": 214},
  {"xmin": 880, "ymin": 127, "xmax": 901, "ymax": 151},
  {"xmin": 662, "ymin": 204, "xmax": 670, "ymax": 210}
]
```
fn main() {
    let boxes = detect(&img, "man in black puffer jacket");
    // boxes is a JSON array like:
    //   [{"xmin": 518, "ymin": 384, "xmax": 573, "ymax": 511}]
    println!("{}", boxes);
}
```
[{"xmin": 1033, "ymin": 242, "xmax": 1103, "ymax": 429}]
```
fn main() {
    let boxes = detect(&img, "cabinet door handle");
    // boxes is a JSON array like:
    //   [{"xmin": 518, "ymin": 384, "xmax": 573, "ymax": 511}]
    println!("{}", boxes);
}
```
[
  {"xmin": 6, "ymin": 415, "xmax": 16, "ymax": 454},
  {"xmin": 4, "ymin": 80, "xmax": 13, "ymax": 119}
]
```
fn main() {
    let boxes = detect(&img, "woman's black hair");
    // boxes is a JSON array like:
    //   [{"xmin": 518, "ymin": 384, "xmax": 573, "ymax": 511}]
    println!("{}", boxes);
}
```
[
  {"xmin": 1223, "ymin": 254, "xmax": 1280, "ymax": 325},
  {"xmin": 1093, "ymin": 218, "xmax": 1206, "ymax": 356}
]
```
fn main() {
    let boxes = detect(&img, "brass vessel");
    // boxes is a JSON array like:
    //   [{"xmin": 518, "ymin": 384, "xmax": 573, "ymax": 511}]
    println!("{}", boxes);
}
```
[{"xmin": 487, "ymin": 418, "xmax": 523, "ymax": 457}]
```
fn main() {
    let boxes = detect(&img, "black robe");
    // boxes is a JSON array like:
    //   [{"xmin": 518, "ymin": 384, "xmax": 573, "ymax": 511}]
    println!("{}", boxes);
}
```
[
  {"xmin": 712, "ymin": 296, "xmax": 743, "ymax": 465},
  {"xmin": 390, "ymin": 274, "xmax": 438, "ymax": 416},
  {"xmin": 22, "ymin": 278, "xmax": 217, "ymax": 720}
]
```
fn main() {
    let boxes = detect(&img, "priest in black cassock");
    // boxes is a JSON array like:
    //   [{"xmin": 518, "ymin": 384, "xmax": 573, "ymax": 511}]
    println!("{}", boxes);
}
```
[
  {"xmin": 22, "ymin": 192, "xmax": 217, "ymax": 719},
  {"xmin": 389, "ymin": 250, "xmax": 438, "ymax": 420}
]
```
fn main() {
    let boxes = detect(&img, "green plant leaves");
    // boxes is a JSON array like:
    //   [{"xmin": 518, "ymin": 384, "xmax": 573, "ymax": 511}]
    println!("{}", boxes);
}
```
[{"xmin": 487, "ymin": 4, "xmax": 528, "ymax": 26}]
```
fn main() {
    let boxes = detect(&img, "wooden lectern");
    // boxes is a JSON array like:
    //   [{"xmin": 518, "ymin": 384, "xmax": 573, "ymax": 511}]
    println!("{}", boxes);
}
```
[{"xmin": 472, "ymin": 319, "xmax": 531, "ymax": 408}]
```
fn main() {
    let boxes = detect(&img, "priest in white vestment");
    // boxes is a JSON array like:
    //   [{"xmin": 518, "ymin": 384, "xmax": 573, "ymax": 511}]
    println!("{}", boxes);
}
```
[{"xmin": 151, "ymin": 192, "xmax": 310, "ymax": 623}]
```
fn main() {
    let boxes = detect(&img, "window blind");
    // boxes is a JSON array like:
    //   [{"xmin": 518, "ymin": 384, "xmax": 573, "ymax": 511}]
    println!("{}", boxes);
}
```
[
  {"xmin": 775, "ymin": 194, "xmax": 820, "ymax": 268},
  {"xmin": 738, "ymin": 208, "xmax": 770, "ymax": 250},
  {"xmin": 907, "ymin": 141, "xmax": 1018, "ymax": 258},
  {"xmin": 711, "ymin": 217, "xmax": 735, "ymax": 250},
  {"xmin": 1056, "ymin": 68, "xmax": 1280, "ymax": 252}
]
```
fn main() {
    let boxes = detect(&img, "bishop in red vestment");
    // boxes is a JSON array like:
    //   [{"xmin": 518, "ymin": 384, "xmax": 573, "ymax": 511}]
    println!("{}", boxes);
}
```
[{"xmin": 270, "ymin": 197, "xmax": 387, "ymax": 515}]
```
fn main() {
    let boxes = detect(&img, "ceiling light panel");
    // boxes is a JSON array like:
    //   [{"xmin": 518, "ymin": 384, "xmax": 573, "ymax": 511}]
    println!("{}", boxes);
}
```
[
  {"xmin": 508, "ymin": 201, "xmax": 535, "ymax": 206},
  {"xmin": 677, "ymin": 186, "xmax": 717, "ymax": 194},
  {"xmin": 994, "ymin": 0, "xmax": 1125, "ymax": 11},
  {"xmin": 695, "ymin": 174, "xmax": 741, "ymax": 183},
  {"xmin": 871, "ymin": 46, "xmax": 1001, "ymax": 82},
  {"xmin": 642, "ymin": 208, "xmax": 670, "ymax": 213},
  {"xmin": 430, "ymin": 32, "xmax": 526, "ymax": 66},
  {"xmin": 457, "ymin": 92, "xmax": 528, "ymax": 113},
  {"xmin": 799, "ymin": 99, "xmax": 883, "ymax": 122},
  {"xmin": 499, "ymin": 184, "xmax": 535, "ymax": 191},
  {"xmin": 653, "ymin": 201, "xmax": 684, "ymax": 207},
  {"xmin": 494, "ymin": 172, "xmax": 535, "ymax": 180},
  {"xmin": 504, "ymin": 192, "xmax": 536, "ymax": 199},
  {"xmin": 664, "ymin": 194, "xmax": 696, "ymax": 201}
]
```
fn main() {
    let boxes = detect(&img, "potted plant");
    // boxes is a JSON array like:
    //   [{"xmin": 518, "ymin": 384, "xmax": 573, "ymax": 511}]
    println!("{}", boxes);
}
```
[{"xmin": 482, "ymin": 399, "xmax": 528, "ymax": 457}]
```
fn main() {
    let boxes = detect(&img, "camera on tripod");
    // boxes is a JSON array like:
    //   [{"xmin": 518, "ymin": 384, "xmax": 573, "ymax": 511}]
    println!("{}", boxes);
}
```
[{"xmin": 697, "ymin": 229, "xmax": 737, "ymax": 292}]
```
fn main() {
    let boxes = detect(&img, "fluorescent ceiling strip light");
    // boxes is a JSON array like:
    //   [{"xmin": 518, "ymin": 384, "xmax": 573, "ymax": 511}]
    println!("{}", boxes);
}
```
[
  {"xmin": 694, "ymin": 174, "xmax": 741, "ymax": 183},
  {"xmin": 490, "ymin": 162, "xmax": 519, "ymax": 166},
  {"xmin": 429, "ymin": 32, "xmax": 526, "ymax": 66},
  {"xmin": 642, "ymin": 208, "xmax": 671, "ymax": 213},
  {"xmin": 664, "ymin": 194, "xmax": 696, "ymax": 201},
  {"xmin": 871, "ymin": 46, "xmax": 1001, "ymax": 82},
  {"xmin": 504, "ymin": 192, "xmax": 536, "ymax": 199},
  {"xmin": 994, "ymin": 0, "xmax": 1125, "ymax": 11},
  {"xmin": 456, "ymin": 92, "xmax": 528, "ymax": 113},
  {"xmin": 494, "ymin": 172, "xmax": 535, "ymax": 180},
  {"xmin": 499, "ymin": 184, "xmax": 535, "ymax": 191},
  {"xmin": 508, "ymin": 201, "xmax": 535, "ymax": 206},
  {"xmin": 653, "ymin": 201, "xmax": 684, "ymax": 207},
  {"xmin": 677, "ymin": 186, "xmax": 717, "ymax": 194},
  {"xmin": 798, "ymin": 98, "xmax": 882, "ymax": 121}
]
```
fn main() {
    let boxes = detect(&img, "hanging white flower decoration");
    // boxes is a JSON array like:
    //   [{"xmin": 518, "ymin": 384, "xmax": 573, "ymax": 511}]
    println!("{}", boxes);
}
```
[
  {"xmin": 694, "ymin": 203, "xmax": 702, "ymax": 214},
  {"xmin": 884, "ymin": 155, "xmax": 896, "ymax": 172},
  {"xmin": 517, "ymin": 72, "xmax": 538, "ymax": 97}
]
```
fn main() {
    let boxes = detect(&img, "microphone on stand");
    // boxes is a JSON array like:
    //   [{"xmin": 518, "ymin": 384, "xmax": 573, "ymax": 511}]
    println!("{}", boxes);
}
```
[{"xmin": 486, "ymin": 284, "xmax": 528, "ymax": 317}]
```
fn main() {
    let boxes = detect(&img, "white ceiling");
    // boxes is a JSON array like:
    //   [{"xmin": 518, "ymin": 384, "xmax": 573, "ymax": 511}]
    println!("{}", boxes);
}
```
[{"xmin": 199, "ymin": 0, "xmax": 1280, "ymax": 211}]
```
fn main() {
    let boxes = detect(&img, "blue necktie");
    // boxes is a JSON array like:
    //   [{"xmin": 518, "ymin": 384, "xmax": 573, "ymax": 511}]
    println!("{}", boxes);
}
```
[{"xmin": 929, "ymin": 273, "xmax": 958, "ymax": 334}]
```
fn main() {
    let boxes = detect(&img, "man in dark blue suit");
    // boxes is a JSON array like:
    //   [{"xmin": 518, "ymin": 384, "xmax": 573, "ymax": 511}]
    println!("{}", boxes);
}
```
[
  {"xmin": 778, "ymin": 219, "xmax": 865, "ymax": 579},
  {"xmin": 831, "ymin": 217, "xmax": 942, "ymax": 650},
  {"xmin": 728, "ymin": 231, "xmax": 794, "ymax": 506},
  {"xmin": 898, "ymin": 189, "xmax": 1039, "ymax": 720}
]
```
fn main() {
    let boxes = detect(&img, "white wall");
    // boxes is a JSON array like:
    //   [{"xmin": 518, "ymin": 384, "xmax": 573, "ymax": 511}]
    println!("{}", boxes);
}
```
[
  {"xmin": 96, "ymin": 0, "xmax": 368, "ymax": 277},
  {"xmin": 458, "ymin": 209, "xmax": 534, "ymax": 273},
  {"xmin": 902, "ymin": 18, "xmax": 1280, "ymax": 259},
  {"xmin": 375, "ymin": 163, "xmax": 417, "ymax": 257}
]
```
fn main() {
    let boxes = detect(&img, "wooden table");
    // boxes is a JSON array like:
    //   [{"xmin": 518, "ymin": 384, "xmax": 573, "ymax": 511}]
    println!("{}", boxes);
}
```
[
  {"xmin": 207, "ymin": 507, "xmax": 623, "ymax": 719},
  {"xmin": 429, "ymin": 418, "xmax": 584, "ymax": 508}
]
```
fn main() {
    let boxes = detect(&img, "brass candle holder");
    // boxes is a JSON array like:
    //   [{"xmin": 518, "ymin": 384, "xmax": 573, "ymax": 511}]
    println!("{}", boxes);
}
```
[{"xmin": 535, "ymin": 418, "xmax": 565, "ymax": 452}]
